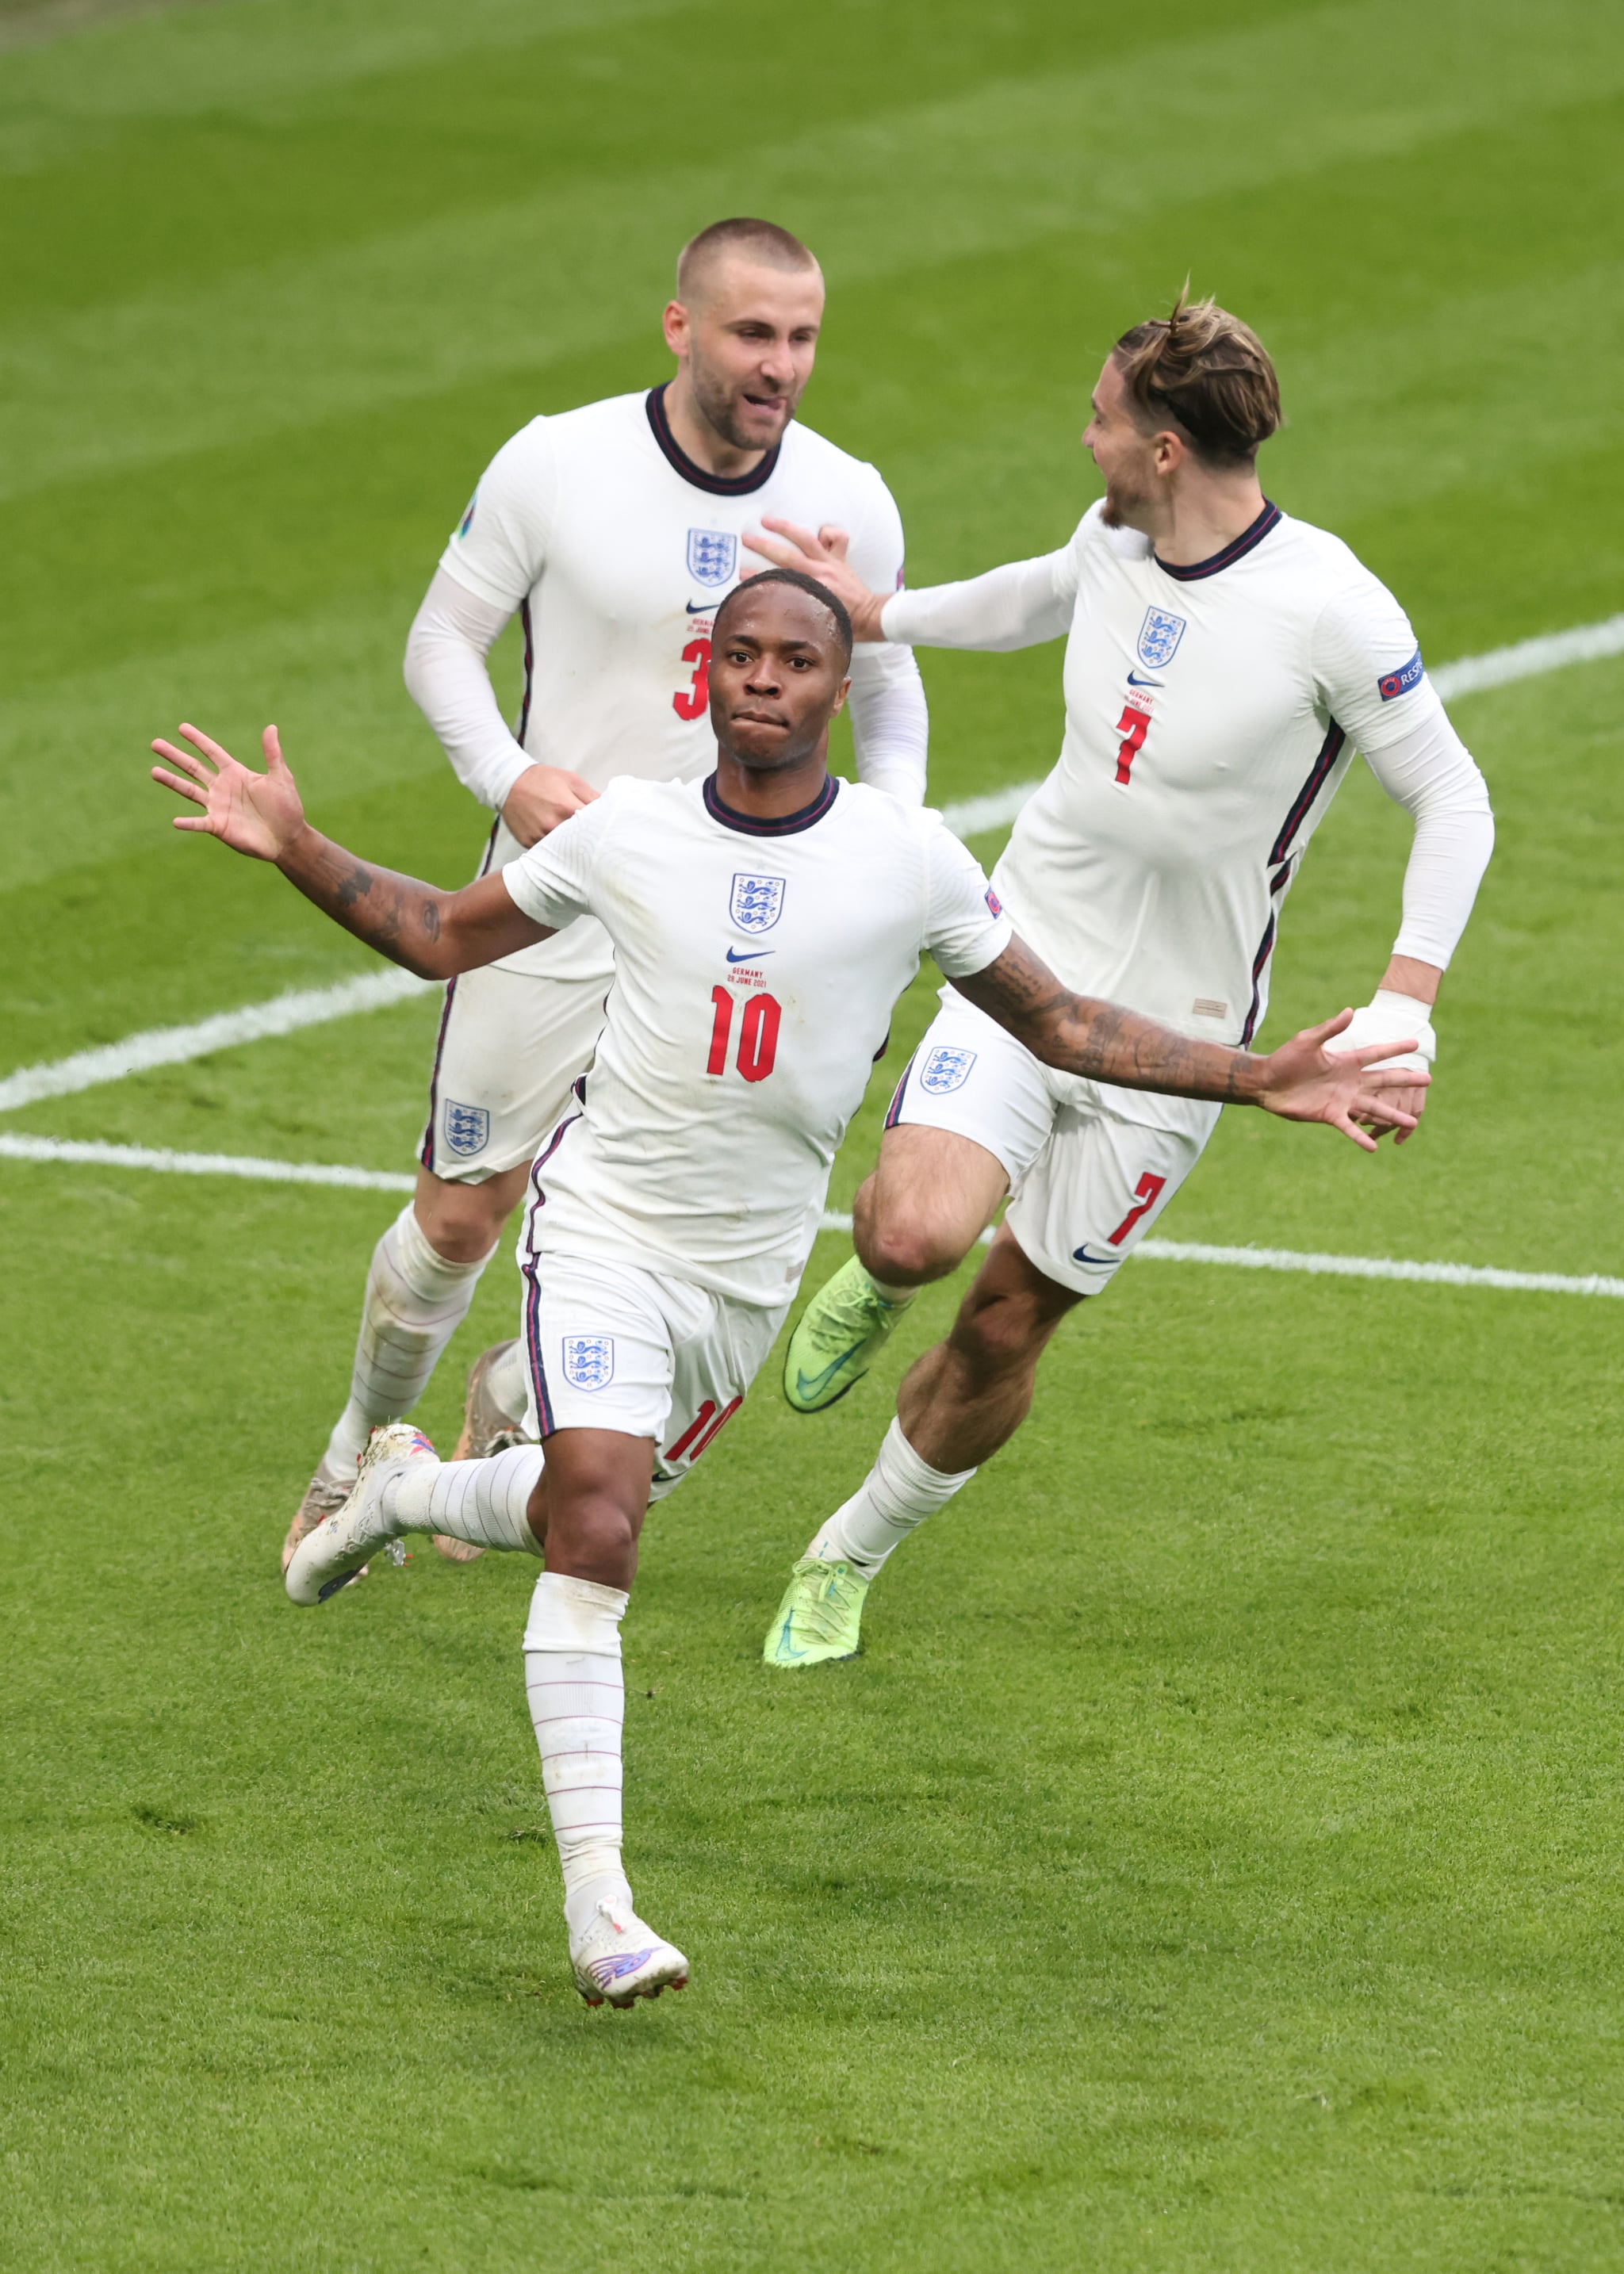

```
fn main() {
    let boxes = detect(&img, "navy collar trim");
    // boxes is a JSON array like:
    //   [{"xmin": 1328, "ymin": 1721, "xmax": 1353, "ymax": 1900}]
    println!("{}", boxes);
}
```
[
  {"xmin": 645, "ymin": 385, "xmax": 782, "ymax": 497},
  {"xmin": 1155, "ymin": 500, "xmax": 1282, "ymax": 583},
  {"xmin": 703, "ymin": 771, "xmax": 839, "ymax": 836}
]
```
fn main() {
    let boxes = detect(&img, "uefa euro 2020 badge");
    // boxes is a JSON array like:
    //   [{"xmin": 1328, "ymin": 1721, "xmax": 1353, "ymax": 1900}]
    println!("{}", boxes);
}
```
[
  {"xmin": 1136, "ymin": 606, "xmax": 1187, "ymax": 671},
  {"xmin": 688, "ymin": 529, "xmax": 737, "ymax": 588},
  {"xmin": 561, "ymin": 1336, "xmax": 615, "ymax": 1392},
  {"xmin": 730, "ymin": 874, "xmax": 786, "ymax": 933}
]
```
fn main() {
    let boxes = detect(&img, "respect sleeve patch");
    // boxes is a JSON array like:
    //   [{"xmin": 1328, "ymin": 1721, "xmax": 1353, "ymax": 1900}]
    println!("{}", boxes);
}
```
[{"xmin": 1377, "ymin": 647, "xmax": 1424, "ymax": 700}]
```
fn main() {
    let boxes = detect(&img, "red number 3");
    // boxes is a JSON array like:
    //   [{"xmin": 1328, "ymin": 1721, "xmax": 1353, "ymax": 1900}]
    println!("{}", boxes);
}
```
[
  {"xmin": 707, "ymin": 986, "xmax": 780, "ymax": 1082},
  {"xmin": 674, "ymin": 637, "xmax": 710, "ymax": 721}
]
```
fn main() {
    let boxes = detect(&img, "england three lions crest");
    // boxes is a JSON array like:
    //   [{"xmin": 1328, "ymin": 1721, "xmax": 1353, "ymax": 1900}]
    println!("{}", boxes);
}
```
[
  {"xmin": 1136, "ymin": 606, "xmax": 1187, "ymax": 670},
  {"xmin": 730, "ymin": 873, "xmax": 785, "ymax": 933},
  {"xmin": 688, "ymin": 529, "xmax": 737, "ymax": 588},
  {"xmin": 561, "ymin": 1336, "xmax": 615, "ymax": 1392},
  {"xmin": 920, "ymin": 1046, "xmax": 976, "ymax": 1095}
]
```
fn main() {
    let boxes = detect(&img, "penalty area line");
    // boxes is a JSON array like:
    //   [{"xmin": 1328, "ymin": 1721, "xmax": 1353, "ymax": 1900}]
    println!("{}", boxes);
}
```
[{"xmin": 2, "ymin": 1136, "xmax": 1618, "ymax": 1296}]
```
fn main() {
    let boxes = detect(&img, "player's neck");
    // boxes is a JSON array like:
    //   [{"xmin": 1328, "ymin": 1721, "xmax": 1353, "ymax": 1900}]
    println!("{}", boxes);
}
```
[
  {"xmin": 663, "ymin": 373, "xmax": 768, "ymax": 483},
  {"xmin": 1149, "ymin": 470, "xmax": 1268, "ymax": 567},
  {"xmin": 712, "ymin": 750, "xmax": 830, "ymax": 821}
]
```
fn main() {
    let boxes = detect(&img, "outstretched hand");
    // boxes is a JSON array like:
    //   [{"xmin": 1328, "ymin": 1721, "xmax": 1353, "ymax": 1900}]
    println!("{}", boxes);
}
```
[
  {"xmin": 741, "ymin": 518, "xmax": 889, "ymax": 641},
  {"xmin": 1253, "ymin": 1010, "xmax": 1428, "ymax": 1150},
  {"xmin": 151, "ymin": 724, "xmax": 306, "ymax": 862}
]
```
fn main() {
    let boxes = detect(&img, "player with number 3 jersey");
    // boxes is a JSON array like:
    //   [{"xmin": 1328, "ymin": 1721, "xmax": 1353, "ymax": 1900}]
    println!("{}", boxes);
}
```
[
  {"xmin": 151, "ymin": 570, "xmax": 1424, "ymax": 2006},
  {"xmin": 284, "ymin": 217, "xmax": 925, "ymax": 1575}
]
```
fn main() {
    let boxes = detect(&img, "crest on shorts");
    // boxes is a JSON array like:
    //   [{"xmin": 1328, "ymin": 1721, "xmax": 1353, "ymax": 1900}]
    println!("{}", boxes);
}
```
[
  {"xmin": 1136, "ymin": 606, "xmax": 1186, "ymax": 670},
  {"xmin": 730, "ymin": 873, "xmax": 786, "ymax": 933},
  {"xmin": 561, "ymin": 1335, "xmax": 615, "ymax": 1392},
  {"xmin": 688, "ymin": 528, "xmax": 737, "ymax": 588},
  {"xmin": 920, "ymin": 1046, "xmax": 976, "ymax": 1095},
  {"xmin": 442, "ymin": 1099, "xmax": 489, "ymax": 1158}
]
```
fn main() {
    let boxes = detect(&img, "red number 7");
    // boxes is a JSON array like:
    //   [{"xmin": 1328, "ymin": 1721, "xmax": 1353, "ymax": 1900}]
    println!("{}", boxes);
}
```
[
  {"xmin": 1113, "ymin": 704, "xmax": 1150, "ymax": 785},
  {"xmin": 1108, "ymin": 1171, "xmax": 1166, "ymax": 1246}
]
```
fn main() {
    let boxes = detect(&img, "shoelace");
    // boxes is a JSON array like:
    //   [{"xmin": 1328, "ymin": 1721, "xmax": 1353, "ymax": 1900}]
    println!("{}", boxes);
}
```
[{"xmin": 795, "ymin": 1568, "xmax": 860, "ymax": 1644}]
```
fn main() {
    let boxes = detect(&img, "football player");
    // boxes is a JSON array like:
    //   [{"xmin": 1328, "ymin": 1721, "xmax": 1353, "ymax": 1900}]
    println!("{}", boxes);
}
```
[
  {"xmin": 747, "ymin": 293, "xmax": 1495, "ymax": 1667},
  {"xmin": 285, "ymin": 216, "xmax": 928, "ymax": 1572},
  {"xmin": 151, "ymin": 572, "xmax": 1422, "ymax": 2006}
]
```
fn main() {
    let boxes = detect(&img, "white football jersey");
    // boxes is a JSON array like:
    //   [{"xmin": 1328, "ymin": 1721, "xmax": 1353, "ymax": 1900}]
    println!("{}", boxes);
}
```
[
  {"xmin": 891, "ymin": 501, "xmax": 1443, "ymax": 1046},
  {"xmin": 501, "ymin": 773, "xmax": 1010, "ymax": 1304},
  {"xmin": 442, "ymin": 388, "xmax": 914, "ymax": 980}
]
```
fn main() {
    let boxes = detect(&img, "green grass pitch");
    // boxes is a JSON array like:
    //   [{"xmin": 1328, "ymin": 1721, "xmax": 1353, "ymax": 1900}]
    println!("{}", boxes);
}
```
[{"xmin": 3, "ymin": 0, "xmax": 1623, "ymax": 2265}]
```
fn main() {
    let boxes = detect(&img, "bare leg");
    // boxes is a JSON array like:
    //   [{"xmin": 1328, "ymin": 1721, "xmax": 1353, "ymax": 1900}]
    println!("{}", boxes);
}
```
[
  {"xmin": 523, "ymin": 1426, "xmax": 655, "ymax": 1591},
  {"xmin": 852, "ymin": 1124, "xmax": 1009, "ymax": 1287},
  {"xmin": 896, "ymin": 1225, "xmax": 1083, "ymax": 1472},
  {"xmin": 410, "ymin": 1158, "xmax": 531, "ymax": 1261}
]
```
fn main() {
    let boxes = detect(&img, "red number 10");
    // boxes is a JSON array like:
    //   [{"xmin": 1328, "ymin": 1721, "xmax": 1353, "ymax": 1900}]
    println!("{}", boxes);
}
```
[{"xmin": 707, "ymin": 986, "xmax": 781, "ymax": 1083}]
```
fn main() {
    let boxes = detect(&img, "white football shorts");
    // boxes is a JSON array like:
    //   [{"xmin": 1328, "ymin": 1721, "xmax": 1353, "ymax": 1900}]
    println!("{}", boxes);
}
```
[
  {"xmin": 518, "ymin": 1231, "xmax": 790, "ymax": 1503},
  {"xmin": 419, "ymin": 961, "xmax": 611, "ymax": 1184},
  {"xmin": 886, "ymin": 989, "xmax": 1222, "ymax": 1297}
]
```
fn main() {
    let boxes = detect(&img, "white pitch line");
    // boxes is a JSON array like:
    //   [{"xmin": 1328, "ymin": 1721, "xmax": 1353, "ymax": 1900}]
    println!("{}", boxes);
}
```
[
  {"xmin": 814, "ymin": 1208, "xmax": 1624, "ymax": 1299},
  {"xmin": 0, "ymin": 966, "xmax": 432, "ymax": 1115},
  {"xmin": 0, "ymin": 1132, "xmax": 416, "ymax": 1194},
  {"xmin": 2, "ymin": 609, "xmax": 1621, "ymax": 1118},
  {"xmin": 3, "ymin": 1135, "xmax": 1618, "ymax": 1296}
]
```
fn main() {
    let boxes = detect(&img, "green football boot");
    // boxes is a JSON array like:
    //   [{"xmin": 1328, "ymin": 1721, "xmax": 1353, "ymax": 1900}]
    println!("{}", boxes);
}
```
[
  {"xmin": 782, "ymin": 1254, "xmax": 914, "ymax": 1413},
  {"xmin": 763, "ymin": 1556, "xmax": 871, "ymax": 1667}
]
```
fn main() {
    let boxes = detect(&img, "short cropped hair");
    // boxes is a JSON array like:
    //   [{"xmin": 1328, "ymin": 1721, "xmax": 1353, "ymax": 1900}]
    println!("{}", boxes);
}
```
[
  {"xmin": 676, "ymin": 217, "xmax": 819, "ymax": 302},
  {"xmin": 714, "ymin": 568, "xmax": 853, "ymax": 664},
  {"xmin": 1113, "ymin": 292, "xmax": 1282, "ymax": 467}
]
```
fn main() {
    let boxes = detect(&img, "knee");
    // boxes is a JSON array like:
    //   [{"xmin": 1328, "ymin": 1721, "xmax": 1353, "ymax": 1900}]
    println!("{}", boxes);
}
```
[
  {"xmin": 858, "ymin": 1207, "xmax": 973, "ymax": 1288},
  {"xmin": 413, "ymin": 1177, "xmax": 508, "ymax": 1265},
  {"xmin": 538, "ymin": 1482, "xmax": 638, "ymax": 1583}
]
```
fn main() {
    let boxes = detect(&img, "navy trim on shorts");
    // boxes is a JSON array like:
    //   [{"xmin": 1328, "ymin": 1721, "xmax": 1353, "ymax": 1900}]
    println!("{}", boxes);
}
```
[
  {"xmin": 521, "ymin": 1261, "xmax": 555, "ymax": 1437},
  {"xmin": 418, "ymin": 975, "xmax": 460, "ymax": 1171},
  {"xmin": 1155, "ymin": 500, "xmax": 1281, "ymax": 583},
  {"xmin": 883, "ymin": 1053, "xmax": 917, "ymax": 1129},
  {"xmin": 703, "ymin": 770, "xmax": 839, "ymax": 836},
  {"xmin": 645, "ymin": 385, "xmax": 783, "ymax": 496}
]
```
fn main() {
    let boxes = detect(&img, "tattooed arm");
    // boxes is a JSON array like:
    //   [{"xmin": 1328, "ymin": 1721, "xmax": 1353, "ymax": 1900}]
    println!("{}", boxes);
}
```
[
  {"xmin": 952, "ymin": 935, "xmax": 1427, "ymax": 1152},
  {"xmin": 150, "ymin": 722, "xmax": 550, "ymax": 978}
]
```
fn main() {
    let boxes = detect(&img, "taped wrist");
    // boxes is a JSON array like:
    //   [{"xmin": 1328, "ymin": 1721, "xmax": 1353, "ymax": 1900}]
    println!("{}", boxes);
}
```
[{"xmin": 1330, "ymin": 989, "xmax": 1437, "ymax": 1070}]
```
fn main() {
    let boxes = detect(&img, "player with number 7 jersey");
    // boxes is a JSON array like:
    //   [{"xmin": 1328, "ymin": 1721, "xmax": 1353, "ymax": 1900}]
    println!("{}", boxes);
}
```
[{"xmin": 152, "ymin": 568, "xmax": 1424, "ymax": 2004}]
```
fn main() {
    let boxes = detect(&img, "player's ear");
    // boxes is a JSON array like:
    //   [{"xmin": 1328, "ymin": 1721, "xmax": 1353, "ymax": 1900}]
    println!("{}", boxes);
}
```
[
  {"xmin": 662, "ymin": 300, "xmax": 690, "ymax": 359},
  {"xmin": 831, "ymin": 674, "xmax": 851, "ymax": 715}
]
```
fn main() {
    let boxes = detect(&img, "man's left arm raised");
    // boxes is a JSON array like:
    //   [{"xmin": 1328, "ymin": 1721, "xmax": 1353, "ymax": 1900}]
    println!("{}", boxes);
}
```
[{"xmin": 150, "ymin": 723, "xmax": 557, "ymax": 979}]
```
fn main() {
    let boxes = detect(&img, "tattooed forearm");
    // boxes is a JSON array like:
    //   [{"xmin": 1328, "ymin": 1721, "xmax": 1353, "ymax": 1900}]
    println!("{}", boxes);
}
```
[
  {"xmin": 952, "ymin": 938, "xmax": 1264, "ymax": 1107},
  {"xmin": 266, "ymin": 822, "xmax": 552, "ymax": 978}
]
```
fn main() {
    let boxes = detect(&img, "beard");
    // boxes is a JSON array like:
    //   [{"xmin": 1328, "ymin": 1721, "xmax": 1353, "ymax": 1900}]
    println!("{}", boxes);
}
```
[
  {"xmin": 1099, "ymin": 469, "xmax": 1152, "ymax": 529},
  {"xmin": 688, "ymin": 352, "xmax": 801, "ymax": 454}
]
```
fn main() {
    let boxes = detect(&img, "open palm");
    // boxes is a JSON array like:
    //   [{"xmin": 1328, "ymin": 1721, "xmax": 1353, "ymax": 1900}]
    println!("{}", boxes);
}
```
[
  {"xmin": 1257, "ymin": 1010, "xmax": 1427, "ymax": 1150},
  {"xmin": 150, "ymin": 723, "xmax": 306, "ymax": 862}
]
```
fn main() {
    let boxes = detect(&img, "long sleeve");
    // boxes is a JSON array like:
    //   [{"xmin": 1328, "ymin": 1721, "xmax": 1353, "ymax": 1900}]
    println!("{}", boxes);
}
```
[
  {"xmin": 846, "ymin": 642, "xmax": 929, "ymax": 804},
  {"xmin": 1362, "ymin": 709, "xmax": 1495, "ymax": 970},
  {"xmin": 879, "ymin": 546, "xmax": 1078, "ymax": 653},
  {"xmin": 402, "ymin": 568, "xmax": 530, "ymax": 813}
]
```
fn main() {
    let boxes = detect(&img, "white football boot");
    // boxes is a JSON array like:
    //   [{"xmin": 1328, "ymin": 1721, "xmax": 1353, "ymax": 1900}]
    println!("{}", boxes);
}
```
[
  {"xmin": 570, "ymin": 1893, "xmax": 690, "ymax": 2008},
  {"xmin": 285, "ymin": 1423, "xmax": 435, "ymax": 1606},
  {"xmin": 282, "ymin": 1471, "xmax": 351, "ymax": 1575}
]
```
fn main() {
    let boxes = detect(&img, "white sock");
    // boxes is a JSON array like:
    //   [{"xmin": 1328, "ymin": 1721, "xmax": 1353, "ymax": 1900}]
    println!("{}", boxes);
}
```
[
  {"xmin": 523, "ymin": 1572, "xmax": 631, "ymax": 1936},
  {"xmin": 864, "ymin": 1265, "xmax": 917, "ymax": 1306},
  {"xmin": 316, "ymin": 1204, "xmax": 495, "ymax": 1485},
  {"xmin": 806, "ymin": 1415, "xmax": 976, "ymax": 1577},
  {"xmin": 380, "ymin": 1444, "xmax": 545, "ymax": 1553}
]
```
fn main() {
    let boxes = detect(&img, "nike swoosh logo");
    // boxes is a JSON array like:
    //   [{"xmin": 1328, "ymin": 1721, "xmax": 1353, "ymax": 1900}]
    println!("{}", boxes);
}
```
[
  {"xmin": 794, "ymin": 1343, "xmax": 864, "ymax": 1402},
  {"xmin": 776, "ymin": 1613, "xmax": 806, "ymax": 1660},
  {"xmin": 686, "ymin": 599, "xmax": 716, "ymax": 614},
  {"xmin": 1071, "ymin": 1245, "xmax": 1121, "ymax": 1266},
  {"xmin": 726, "ymin": 946, "xmax": 772, "ymax": 963},
  {"xmin": 1126, "ymin": 671, "xmax": 1162, "ymax": 687}
]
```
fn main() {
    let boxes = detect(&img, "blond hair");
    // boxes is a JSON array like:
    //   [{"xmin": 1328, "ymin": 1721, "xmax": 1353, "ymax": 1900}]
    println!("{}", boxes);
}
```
[{"xmin": 1113, "ymin": 293, "xmax": 1281, "ymax": 466}]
